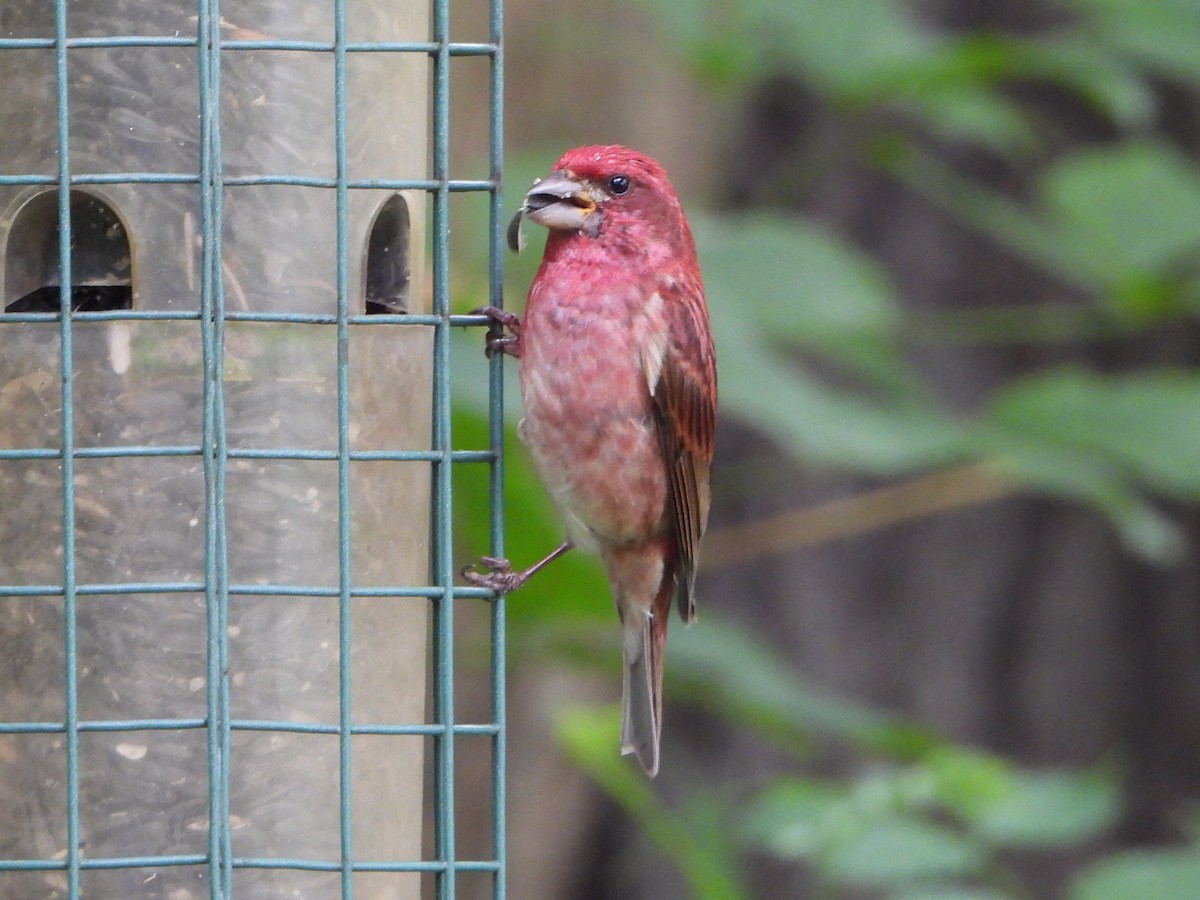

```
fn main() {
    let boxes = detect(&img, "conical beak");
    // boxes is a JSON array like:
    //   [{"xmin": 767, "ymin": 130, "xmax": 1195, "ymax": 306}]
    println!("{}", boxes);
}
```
[{"xmin": 522, "ymin": 171, "xmax": 598, "ymax": 234}]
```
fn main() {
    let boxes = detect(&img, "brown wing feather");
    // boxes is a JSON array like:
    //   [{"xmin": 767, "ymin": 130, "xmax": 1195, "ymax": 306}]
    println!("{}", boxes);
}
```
[{"xmin": 650, "ymin": 277, "xmax": 716, "ymax": 623}]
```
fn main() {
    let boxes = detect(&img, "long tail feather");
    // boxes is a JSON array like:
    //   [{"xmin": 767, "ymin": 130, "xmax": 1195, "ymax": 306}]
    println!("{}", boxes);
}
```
[{"xmin": 620, "ymin": 577, "xmax": 672, "ymax": 777}]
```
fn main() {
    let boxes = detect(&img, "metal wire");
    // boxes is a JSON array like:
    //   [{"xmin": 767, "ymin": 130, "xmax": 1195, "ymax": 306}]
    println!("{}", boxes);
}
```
[
  {"xmin": 0, "ymin": 0, "xmax": 506, "ymax": 897},
  {"xmin": 51, "ymin": 2, "xmax": 82, "ymax": 895}
]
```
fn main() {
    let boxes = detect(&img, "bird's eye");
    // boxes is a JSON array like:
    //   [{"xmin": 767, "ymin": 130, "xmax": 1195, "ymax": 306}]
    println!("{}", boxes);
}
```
[{"xmin": 608, "ymin": 175, "xmax": 631, "ymax": 195}]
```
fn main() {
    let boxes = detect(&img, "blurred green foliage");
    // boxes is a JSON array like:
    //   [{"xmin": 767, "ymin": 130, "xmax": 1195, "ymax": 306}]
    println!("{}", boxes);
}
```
[
  {"xmin": 451, "ymin": 0, "xmax": 1200, "ymax": 895},
  {"xmin": 557, "ymin": 627, "xmax": 1130, "ymax": 899}
]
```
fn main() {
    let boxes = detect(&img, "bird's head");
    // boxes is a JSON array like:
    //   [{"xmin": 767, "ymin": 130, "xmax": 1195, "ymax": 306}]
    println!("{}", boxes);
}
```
[{"xmin": 511, "ymin": 145, "xmax": 691, "ymax": 256}]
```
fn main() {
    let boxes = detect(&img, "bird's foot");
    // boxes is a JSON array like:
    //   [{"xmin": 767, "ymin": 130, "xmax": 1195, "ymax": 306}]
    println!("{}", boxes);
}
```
[
  {"xmin": 471, "ymin": 305, "xmax": 521, "ymax": 359},
  {"xmin": 461, "ymin": 556, "xmax": 531, "ymax": 594},
  {"xmin": 462, "ymin": 542, "xmax": 574, "ymax": 595}
]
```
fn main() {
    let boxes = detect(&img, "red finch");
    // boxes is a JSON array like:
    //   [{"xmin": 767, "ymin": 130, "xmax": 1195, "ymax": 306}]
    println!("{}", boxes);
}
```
[{"xmin": 465, "ymin": 145, "xmax": 717, "ymax": 777}]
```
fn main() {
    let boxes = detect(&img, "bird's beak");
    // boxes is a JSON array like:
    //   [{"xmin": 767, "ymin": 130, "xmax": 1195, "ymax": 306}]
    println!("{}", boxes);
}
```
[{"xmin": 522, "ymin": 171, "xmax": 599, "ymax": 235}]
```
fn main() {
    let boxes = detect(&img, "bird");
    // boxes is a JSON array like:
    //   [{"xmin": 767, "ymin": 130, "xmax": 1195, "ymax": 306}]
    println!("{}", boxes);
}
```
[{"xmin": 464, "ymin": 145, "xmax": 717, "ymax": 776}]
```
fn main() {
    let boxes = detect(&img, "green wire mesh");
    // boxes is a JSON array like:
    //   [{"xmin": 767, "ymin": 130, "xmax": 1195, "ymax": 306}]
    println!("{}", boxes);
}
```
[{"xmin": 0, "ymin": 1, "xmax": 506, "ymax": 898}]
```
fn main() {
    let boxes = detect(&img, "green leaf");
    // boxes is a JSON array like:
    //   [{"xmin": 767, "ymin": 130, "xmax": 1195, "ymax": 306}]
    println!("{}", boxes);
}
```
[
  {"xmin": 887, "ymin": 140, "xmax": 1200, "ymax": 306},
  {"xmin": 720, "ymin": 357, "xmax": 971, "ymax": 474},
  {"xmin": 557, "ymin": 706, "xmax": 753, "ymax": 900},
  {"xmin": 984, "ymin": 429, "xmax": 1184, "ymax": 561},
  {"xmin": 744, "ymin": 779, "xmax": 846, "ymax": 858},
  {"xmin": 882, "ymin": 151, "xmax": 1099, "ymax": 292},
  {"xmin": 902, "ymin": 84, "xmax": 1036, "ymax": 154},
  {"xmin": 981, "ymin": 367, "xmax": 1200, "ymax": 559},
  {"xmin": 671, "ymin": 621, "xmax": 940, "ymax": 757},
  {"xmin": 972, "ymin": 769, "xmax": 1120, "ymax": 848},
  {"xmin": 747, "ymin": 772, "xmax": 993, "ymax": 888},
  {"xmin": 693, "ymin": 213, "xmax": 971, "ymax": 473},
  {"xmin": 642, "ymin": 0, "xmax": 939, "ymax": 94},
  {"xmin": 988, "ymin": 368, "xmax": 1200, "ymax": 499},
  {"xmin": 1040, "ymin": 142, "xmax": 1200, "ymax": 301},
  {"xmin": 756, "ymin": 0, "xmax": 939, "ymax": 95},
  {"xmin": 925, "ymin": 748, "xmax": 1013, "ymax": 821},
  {"xmin": 891, "ymin": 888, "xmax": 1012, "ymax": 900},
  {"xmin": 1076, "ymin": 0, "xmax": 1200, "ymax": 83},
  {"xmin": 1017, "ymin": 35, "xmax": 1156, "ymax": 129},
  {"xmin": 1070, "ymin": 849, "xmax": 1200, "ymax": 900},
  {"xmin": 692, "ymin": 213, "xmax": 901, "ymax": 353},
  {"xmin": 928, "ymin": 750, "xmax": 1119, "ymax": 848},
  {"xmin": 823, "ymin": 818, "xmax": 987, "ymax": 888}
]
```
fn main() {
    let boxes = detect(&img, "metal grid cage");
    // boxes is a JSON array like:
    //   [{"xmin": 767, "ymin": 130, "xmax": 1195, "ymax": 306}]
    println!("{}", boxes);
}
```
[{"xmin": 0, "ymin": 0, "xmax": 506, "ymax": 897}]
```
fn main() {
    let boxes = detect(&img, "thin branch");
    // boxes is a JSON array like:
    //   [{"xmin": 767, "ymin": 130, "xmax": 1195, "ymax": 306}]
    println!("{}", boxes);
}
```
[{"xmin": 702, "ymin": 462, "xmax": 1014, "ymax": 569}]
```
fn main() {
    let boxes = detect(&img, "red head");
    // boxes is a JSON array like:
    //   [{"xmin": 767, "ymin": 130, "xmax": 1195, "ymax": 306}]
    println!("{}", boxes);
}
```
[{"xmin": 521, "ymin": 145, "xmax": 696, "ymax": 263}]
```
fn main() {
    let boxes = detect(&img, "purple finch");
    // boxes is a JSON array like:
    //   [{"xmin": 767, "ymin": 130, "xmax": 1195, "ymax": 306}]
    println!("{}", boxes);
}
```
[{"xmin": 466, "ymin": 145, "xmax": 717, "ymax": 777}]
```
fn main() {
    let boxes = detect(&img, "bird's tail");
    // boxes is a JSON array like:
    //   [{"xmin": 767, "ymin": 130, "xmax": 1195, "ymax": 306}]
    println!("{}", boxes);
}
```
[{"xmin": 620, "ymin": 575, "xmax": 672, "ymax": 778}]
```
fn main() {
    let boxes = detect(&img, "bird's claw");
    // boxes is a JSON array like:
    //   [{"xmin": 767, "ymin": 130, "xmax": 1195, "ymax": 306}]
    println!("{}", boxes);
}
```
[
  {"xmin": 471, "ymin": 305, "xmax": 521, "ymax": 359},
  {"xmin": 461, "ymin": 556, "xmax": 528, "ymax": 594},
  {"xmin": 471, "ymin": 305, "xmax": 520, "ymax": 328},
  {"xmin": 484, "ymin": 334, "xmax": 519, "ymax": 359}
]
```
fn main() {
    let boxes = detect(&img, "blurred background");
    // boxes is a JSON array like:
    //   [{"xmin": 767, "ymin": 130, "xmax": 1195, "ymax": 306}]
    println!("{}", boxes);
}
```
[{"xmin": 448, "ymin": 0, "xmax": 1200, "ymax": 897}]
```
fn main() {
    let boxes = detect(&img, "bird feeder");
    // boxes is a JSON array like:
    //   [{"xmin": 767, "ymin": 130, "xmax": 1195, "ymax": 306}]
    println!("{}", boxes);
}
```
[{"xmin": 0, "ymin": 2, "xmax": 431, "ymax": 897}]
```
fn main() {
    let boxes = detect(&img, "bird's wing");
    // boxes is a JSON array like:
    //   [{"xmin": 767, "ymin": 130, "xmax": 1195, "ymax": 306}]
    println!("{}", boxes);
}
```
[{"xmin": 643, "ymin": 275, "xmax": 716, "ymax": 622}]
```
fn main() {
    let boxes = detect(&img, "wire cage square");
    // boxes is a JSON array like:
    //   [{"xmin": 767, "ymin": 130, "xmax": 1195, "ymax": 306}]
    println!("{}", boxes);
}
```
[{"xmin": 0, "ymin": 1, "xmax": 507, "ymax": 898}]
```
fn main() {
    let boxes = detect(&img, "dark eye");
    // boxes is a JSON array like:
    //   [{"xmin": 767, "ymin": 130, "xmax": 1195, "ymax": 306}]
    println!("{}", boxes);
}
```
[{"xmin": 608, "ymin": 174, "xmax": 631, "ymax": 195}]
